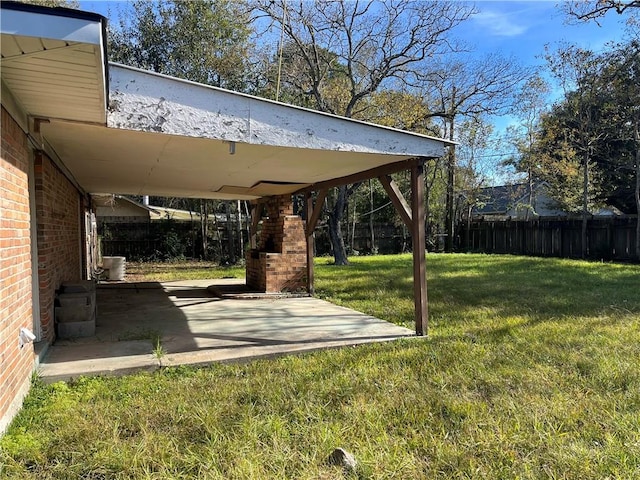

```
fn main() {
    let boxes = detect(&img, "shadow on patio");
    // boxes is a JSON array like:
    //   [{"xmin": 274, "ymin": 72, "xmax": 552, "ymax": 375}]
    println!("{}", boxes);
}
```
[{"xmin": 38, "ymin": 279, "xmax": 415, "ymax": 382}]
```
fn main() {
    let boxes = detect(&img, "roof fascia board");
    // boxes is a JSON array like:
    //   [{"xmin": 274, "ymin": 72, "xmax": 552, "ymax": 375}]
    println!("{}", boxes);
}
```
[
  {"xmin": 1, "ymin": 3, "xmax": 109, "ymax": 124},
  {"xmin": 108, "ymin": 64, "xmax": 450, "ymax": 157},
  {"xmin": 110, "ymin": 63, "xmax": 453, "ymax": 145},
  {"xmin": 1, "ymin": 8, "xmax": 103, "ymax": 45}
]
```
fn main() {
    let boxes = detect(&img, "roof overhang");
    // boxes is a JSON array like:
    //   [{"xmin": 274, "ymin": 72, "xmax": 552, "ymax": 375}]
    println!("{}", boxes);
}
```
[
  {"xmin": 0, "ymin": 1, "xmax": 107, "ymax": 125},
  {"xmin": 1, "ymin": 2, "xmax": 451, "ymax": 201}
]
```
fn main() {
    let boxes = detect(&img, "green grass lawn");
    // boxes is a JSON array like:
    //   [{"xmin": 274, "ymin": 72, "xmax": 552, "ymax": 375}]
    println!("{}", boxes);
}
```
[
  {"xmin": 2, "ymin": 254, "xmax": 639, "ymax": 479},
  {"xmin": 125, "ymin": 260, "xmax": 245, "ymax": 282}
]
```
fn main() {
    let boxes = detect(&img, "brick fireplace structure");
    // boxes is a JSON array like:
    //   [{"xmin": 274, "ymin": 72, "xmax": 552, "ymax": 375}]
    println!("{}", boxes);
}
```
[{"xmin": 246, "ymin": 195, "xmax": 307, "ymax": 293}]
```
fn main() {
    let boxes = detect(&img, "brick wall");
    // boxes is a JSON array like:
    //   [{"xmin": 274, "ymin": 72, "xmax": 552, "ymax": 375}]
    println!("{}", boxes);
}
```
[
  {"xmin": 246, "ymin": 195, "xmax": 307, "ymax": 293},
  {"xmin": 34, "ymin": 151, "xmax": 82, "ymax": 342},
  {"xmin": 0, "ymin": 107, "xmax": 36, "ymax": 433}
]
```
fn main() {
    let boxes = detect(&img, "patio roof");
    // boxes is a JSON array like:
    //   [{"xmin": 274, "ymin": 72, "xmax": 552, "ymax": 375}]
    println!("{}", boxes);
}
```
[
  {"xmin": 1, "ymin": 1, "xmax": 444, "ymax": 335},
  {"xmin": 1, "ymin": 1, "xmax": 450, "ymax": 200}
]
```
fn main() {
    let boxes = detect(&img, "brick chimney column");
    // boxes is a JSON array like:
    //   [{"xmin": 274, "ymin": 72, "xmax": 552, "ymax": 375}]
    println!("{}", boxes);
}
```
[{"xmin": 246, "ymin": 195, "xmax": 307, "ymax": 293}]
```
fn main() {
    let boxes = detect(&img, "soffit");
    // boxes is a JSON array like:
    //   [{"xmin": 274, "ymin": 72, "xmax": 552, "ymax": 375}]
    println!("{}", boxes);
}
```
[
  {"xmin": 0, "ymin": 5, "xmax": 106, "ymax": 124},
  {"xmin": 41, "ymin": 121, "xmax": 425, "ymax": 199}
]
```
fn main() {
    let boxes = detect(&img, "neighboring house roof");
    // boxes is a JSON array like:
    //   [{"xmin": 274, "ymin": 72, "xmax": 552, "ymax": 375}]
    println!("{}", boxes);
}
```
[
  {"xmin": 593, "ymin": 206, "xmax": 624, "ymax": 217},
  {"xmin": 93, "ymin": 194, "xmax": 159, "ymax": 217},
  {"xmin": 94, "ymin": 195, "xmax": 204, "ymax": 221},
  {"xmin": 472, "ymin": 182, "xmax": 570, "ymax": 218},
  {"xmin": 1, "ymin": 2, "xmax": 451, "ymax": 202},
  {"xmin": 149, "ymin": 206, "xmax": 200, "ymax": 221},
  {"xmin": 95, "ymin": 194, "xmax": 254, "ymax": 223},
  {"xmin": 472, "ymin": 183, "xmax": 622, "ymax": 219},
  {"xmin": 473, "ymin": 184, "xmax": 532, "ymax": 216}
]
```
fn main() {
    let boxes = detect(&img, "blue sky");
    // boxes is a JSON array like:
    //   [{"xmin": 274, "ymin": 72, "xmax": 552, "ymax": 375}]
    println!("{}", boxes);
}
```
[{"xmin": 459, "ymin": 1, "xmax": 628, "ymax": 63}]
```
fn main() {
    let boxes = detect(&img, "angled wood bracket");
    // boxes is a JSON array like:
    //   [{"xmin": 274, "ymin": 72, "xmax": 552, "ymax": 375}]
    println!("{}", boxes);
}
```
[
  {"xmin": 378, "ymin": 174, "xmax": 412, "ymax": 229},
  {"xmin": 305, "ymin": 188, "xmax": 328, "ymax": 236}
]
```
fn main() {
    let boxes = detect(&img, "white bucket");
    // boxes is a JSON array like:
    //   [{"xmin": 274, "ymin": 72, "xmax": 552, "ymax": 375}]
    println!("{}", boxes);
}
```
[{"xmin": 103, "ymin": 256, "xmax": 126, "ymax": 281}]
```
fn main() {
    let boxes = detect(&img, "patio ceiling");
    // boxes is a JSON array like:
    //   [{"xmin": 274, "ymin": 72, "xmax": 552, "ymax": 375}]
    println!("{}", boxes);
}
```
[{"xmin": 1, "ymin": 2, "xmax": 451, "ymax": 201}]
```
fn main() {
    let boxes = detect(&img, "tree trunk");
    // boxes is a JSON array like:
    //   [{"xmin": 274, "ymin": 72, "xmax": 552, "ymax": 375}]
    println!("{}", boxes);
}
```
[
  {"xmin": 635, "ymin": 124, "xmax": 640, "ymax": 261},
  {"xmin": 465, "ymin": 204, "xmax": 472, "ymax": 250},
  {"xmin": 526, "ymin": 164, "xmax": 534, "ymax": 221},
  {"xmin": 425, "ymin": 163, "xmax": 438, "ymax": 251},
  {"xmin": 225, "ymin": 202, "xmax": 236, "ymax": 264},
  {"xmin": 328, "ymin": 185, "xmax": 349, "ymax": 265},
  {"xmin": 189, "ymin": 201, "xmax": 196, "ymax": 258},
  {"xmin": 212, "ymin": 211, "xmax": 223, "ymax": 261},
  {"xmin": 445, "ymin": 115, "xmax": 456, "ymax": 252},
  {"xmin": 351, "ymin": 196, "xmax": 357, "ymax": 253},
  {"xmin": 445, "ymin": 147, "xmax": 456, "ymax": 252},
  {"xmin": 581, "ymin": 152, "xmax": 589, "ymax": 259}
]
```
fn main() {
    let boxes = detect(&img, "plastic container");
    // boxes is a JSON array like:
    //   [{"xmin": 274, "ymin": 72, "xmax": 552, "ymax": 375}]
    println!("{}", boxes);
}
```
[{"xmin": 102, "ymin": 256, "xmax": 126, "ymax": 281}]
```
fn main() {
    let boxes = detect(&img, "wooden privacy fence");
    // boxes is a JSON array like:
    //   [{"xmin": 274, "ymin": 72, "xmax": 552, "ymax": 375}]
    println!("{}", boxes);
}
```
[
  {"xmin": 462, "ymin": 216, "xmax": 639, "ymax": 261},
  {"xmin": 99, "ymin": 220, "xmax": 412, "ymax": 260},
  {"xmin": 315, "ymin": 224, "xmax": 410, "ymax": 256},
  {"xmin": 98, "ymin": 221, "xmax": 202, "ymax": 260}
]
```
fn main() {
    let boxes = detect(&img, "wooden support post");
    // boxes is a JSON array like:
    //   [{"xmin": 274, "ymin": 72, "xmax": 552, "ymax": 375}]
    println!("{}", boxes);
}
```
[
  {"xmin": 411, "ymin": 161, "xmax": 428, "ymax": 336},
  {"xmin": 305, "ymin": 192, "xmax": 315, "ymax": 295},
  {"xmin": 305, "ymin": 189, "xmax": 328, "ymax": 236},
  {"xmin": 249, "ymin": 202, "xmax": 261, "ymax": 250},
  {"xmin": 304, "ymin": 188, "xmax": 329, "ymax": 295}
]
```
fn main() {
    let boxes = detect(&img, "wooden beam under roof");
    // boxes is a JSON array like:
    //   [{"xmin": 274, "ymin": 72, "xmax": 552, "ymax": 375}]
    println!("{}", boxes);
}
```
[{"xmin": 296, "ymin": 157, "xmax": 434, "ymax": 194}]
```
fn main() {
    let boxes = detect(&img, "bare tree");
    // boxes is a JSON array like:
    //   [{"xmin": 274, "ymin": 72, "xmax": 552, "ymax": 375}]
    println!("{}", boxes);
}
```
[
  {"xmin": 456, "ymin": 117, "xmax": 493, "ymax": 248},
  {"xmin": 253, "ymin": 0, "xmax": 475, "ymax": 264},
  {"xmin": 423, "ymin": 54, "xmax": 528, "ymax": 251},
  {"xmin": 563, "ymin": 0, "xmax": 639, "ymax": 23}
]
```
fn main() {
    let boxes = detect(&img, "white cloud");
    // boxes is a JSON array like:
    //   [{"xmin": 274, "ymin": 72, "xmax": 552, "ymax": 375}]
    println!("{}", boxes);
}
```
[{"xmin": 473, "ymin": 10, "xmax": 529, "ymax": 37}]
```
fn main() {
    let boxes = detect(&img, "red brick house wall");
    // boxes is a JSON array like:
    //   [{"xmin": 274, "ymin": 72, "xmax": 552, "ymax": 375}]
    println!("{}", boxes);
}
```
[
  {"xmin": 0, "ymin": 107, "xmax": 36, "ymax": 432},
  {"xmin": 1, "ymin": 106, "xmax": 85, "ymax": 433},
  {"xmin": 34, "ymin": 151, "xmax": 82, "ymax": 342}
]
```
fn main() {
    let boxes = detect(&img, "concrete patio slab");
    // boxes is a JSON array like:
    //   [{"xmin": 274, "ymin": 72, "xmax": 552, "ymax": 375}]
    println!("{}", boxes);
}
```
[{"xmin": 39, "ymin": 279, "xmax": 415, "ymax": 382}]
